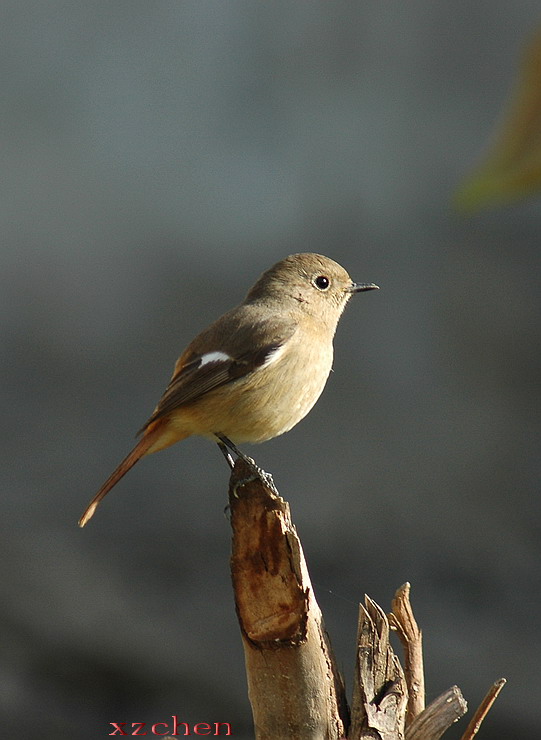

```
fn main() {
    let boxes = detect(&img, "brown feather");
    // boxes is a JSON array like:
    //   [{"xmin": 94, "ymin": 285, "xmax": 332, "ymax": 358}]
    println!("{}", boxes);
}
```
[
  {"xmin": 139, "ymin": 310, "xmax": 297, "ymax": 433},
  {"xmin": 78, "ymin": 421, "xmax": 169, "ymax": 527}
]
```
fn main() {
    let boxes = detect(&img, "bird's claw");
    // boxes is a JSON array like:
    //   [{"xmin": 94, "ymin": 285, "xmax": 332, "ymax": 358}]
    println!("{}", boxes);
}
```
[{"xmin": 231, "ymin": 460, "xmax": 278, "ymax": 497}]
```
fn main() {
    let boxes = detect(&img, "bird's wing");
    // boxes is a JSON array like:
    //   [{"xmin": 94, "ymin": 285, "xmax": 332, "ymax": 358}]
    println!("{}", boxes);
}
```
[{"xmin": 138, "ymin": 312, "xmax": 297, "ymax": 433}]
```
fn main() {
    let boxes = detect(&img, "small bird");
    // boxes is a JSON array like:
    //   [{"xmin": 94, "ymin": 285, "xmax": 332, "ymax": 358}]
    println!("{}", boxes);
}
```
[{"xmin": 79, "ymin": 253, "xmax": 378, "ymax": 526}]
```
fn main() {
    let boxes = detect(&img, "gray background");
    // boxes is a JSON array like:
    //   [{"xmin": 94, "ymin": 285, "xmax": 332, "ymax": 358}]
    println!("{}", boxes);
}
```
[{"xmin": 2, "ymin": 2, "xmax": 540, "ymax": 738}]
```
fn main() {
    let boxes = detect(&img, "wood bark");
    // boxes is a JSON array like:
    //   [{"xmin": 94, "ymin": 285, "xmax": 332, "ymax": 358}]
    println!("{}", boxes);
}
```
[
  {"xmin": 229, "ymin": 460, "xmax": 348, "ymax": 739},
  {"xmin": 227, "ymin": 460, "xmax": 504, "ymax": 740},
  {"xmin": 389, "ymin": 583, "xmax": 425, "ymax": 724},
  {"xmin": 405, "ymin": 687, "xmax": 467, "ymax": 740},
  {"xmin": 349, "ymin": 596, "xmax": 407, "ymax": 739}
]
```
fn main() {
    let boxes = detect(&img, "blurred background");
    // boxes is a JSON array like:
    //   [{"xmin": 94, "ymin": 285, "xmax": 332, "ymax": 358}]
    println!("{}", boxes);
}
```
[{"xmin": 1, "ymin": 2, "xmax": 540, "ymax": 738}]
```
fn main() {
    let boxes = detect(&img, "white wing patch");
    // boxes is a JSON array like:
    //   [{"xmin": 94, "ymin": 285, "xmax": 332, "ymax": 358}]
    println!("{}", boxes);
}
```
[
  {"xmin": 199, "ymin": 345, "xmax": 285, "ymax": 370},
  {"xmin": 199, "ymin": 351, "xmax": 232, "ymax": 366},
  {"xmin": 261, "ymin": 343, "xmax": 286, "ymax": 367}
]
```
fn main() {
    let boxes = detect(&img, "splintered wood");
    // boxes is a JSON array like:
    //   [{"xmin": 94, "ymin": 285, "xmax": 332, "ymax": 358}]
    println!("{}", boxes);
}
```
[
  {"xmin": 228, "ymin": 461, "xmax": 505, "ymax": 740},
  {"xmin": 229, "ymin": 460, "xmax": 348, "ymax": 740}
]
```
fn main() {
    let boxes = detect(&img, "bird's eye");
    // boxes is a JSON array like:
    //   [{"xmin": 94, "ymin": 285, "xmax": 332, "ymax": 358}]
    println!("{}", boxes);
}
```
[{"xmin": 314, "ymin": 275, "xmax": 330, "ymax": 290}]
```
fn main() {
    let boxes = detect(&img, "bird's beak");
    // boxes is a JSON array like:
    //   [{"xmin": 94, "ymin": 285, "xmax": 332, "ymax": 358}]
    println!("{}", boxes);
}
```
[{"xmin": 350, "ymin": 282, "xmax": 379, "ymax": 293}]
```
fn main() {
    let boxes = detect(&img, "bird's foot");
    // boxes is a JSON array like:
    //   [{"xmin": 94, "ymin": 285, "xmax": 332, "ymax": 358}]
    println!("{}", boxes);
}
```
[
  {"xmin": 216, "ymin": 433, "xmax": 278, "ymax": 496},
  {"xmin": 238, "ymin": 456, "xmax": 278, "ymax": 495}
]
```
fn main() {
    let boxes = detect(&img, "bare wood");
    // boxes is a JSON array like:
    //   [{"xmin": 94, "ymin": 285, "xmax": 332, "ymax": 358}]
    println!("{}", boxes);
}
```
[
  {"xmin": 229, "ymin": 460, "xmax": 349, "ymax": 740},
  {"xmin": 228, "ymin": 461, "xmax": 501, "ymax": 740},
  {"xmin": 459, "ymin": 678, "xmax": 506, "ymax": 740},
  {"xmin": 389, "ymin": 583, "xmax": 425, "ymax": 723},
  {"xmin": 349, "ymin": 595, "xmax": 408, "ymax": 739},
  {"xmin": 405, "ymin": 686, "xmax": 468, "ymax": 740}
]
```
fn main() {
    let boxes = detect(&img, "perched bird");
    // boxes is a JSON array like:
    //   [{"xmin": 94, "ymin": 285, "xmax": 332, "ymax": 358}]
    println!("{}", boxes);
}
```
[{"xmin": 79, "ymin": 253, "xmax": 378, "ymax": 526}]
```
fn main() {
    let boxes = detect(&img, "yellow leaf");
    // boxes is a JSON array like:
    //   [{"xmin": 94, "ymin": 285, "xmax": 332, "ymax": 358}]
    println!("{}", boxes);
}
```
[{"xmin": 455, "ymin": 26, "xmax": 541, "ymax": 211}]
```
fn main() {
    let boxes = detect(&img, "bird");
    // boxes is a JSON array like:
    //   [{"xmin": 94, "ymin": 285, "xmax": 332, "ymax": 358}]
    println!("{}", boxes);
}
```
[{"xmin": 78, "ymin": 253, "xmax": 378, "ymax": 526}]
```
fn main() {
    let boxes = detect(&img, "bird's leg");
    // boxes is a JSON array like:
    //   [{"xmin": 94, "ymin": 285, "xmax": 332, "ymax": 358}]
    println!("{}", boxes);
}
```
[
  {"xmin": 215, "ymin": 433, "xmax": 257, "ymax": 468},
  {"xmin": 215, "ymin": 433, "xmax": 278, "ymax": 494},
  {"xmin": 217, "ymin": 441, "xmax": 235, "ymax": 470}
]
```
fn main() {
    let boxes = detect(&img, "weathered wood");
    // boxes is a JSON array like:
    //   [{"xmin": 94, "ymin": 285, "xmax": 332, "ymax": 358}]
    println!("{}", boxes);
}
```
[
  {"xmin": 459, "ymin": 678, "xmax": 506, "ymax": 740},
  {"xmin": 405, "ymin": 686, "xmax": 467, "ymax": 740},
  {"xmin": 349, "ymin": 596, "xmax": 408, "ymax": 739},
  {"xmin": 229, "ymin": 460, "xmax": 349, "ymax": 740},
  {"xmin": 389, "ymin": 583, "xmax": 425, "ymax": 723},
  {"xmin": 228, "ymin": 460, "xmax": 505, "ymax": 740}
]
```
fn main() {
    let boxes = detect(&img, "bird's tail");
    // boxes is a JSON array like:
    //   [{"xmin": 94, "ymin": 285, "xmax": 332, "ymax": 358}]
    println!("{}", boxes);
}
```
[{"xmin": 78, "ymin": 422, "xmax": 166, "ymax": 528}]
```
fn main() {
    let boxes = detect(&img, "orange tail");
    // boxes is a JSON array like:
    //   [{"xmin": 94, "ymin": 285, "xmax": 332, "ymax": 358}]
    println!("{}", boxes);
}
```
[{"xmin": 79, "ymin": 423, "xmax": 165, "ymax": 528}]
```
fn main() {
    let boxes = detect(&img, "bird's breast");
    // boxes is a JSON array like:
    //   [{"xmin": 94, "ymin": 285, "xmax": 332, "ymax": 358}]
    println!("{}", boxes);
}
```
[{"xmin": 168, "ymin": 334, "xmax": 334, "ymax": 444}]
